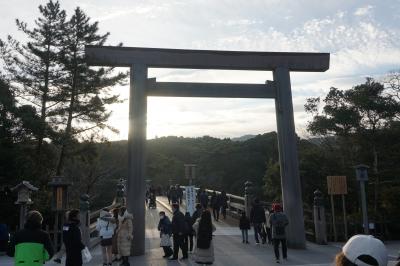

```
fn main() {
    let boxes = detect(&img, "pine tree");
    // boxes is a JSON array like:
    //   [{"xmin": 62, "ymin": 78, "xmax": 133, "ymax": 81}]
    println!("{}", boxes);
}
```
[
  {"xmin": 0, "ymin": 0, "xmax": 66, "ymax": 157},
  {"xmin": 55, "ymin": 7, "xmax": 127, "ymax": 174}
]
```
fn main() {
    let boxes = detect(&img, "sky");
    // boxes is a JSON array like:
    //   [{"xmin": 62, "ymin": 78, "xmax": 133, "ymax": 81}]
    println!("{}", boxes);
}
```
[{"xmin": 1, "ymin": 0, "xmax": 399, "ymax": 140}]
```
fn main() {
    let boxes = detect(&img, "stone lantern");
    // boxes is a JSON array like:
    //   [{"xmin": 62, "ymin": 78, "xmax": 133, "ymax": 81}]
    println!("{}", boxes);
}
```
[{"xmin": 11, "ymin": 181, "xmax": 39, "ymax": 229}]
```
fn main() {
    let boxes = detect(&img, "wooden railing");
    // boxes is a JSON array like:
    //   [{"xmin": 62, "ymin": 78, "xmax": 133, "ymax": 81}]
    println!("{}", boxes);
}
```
[{"xmin": 179, "ymin": 186, "xmax": 315, "ymax": 240}]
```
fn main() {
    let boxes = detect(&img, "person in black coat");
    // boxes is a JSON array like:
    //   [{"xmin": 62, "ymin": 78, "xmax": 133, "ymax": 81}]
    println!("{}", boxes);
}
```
[
  {"xmin": 192, "ymin": 204, "xmax": 202, "ymax": 224},
  {"xmin": 184, "ymin": 212, "xmax": 194, "ymax": 252},
  {"xmin": 63, "ymin": 209, "xmax": 85, "ymax": 266},
  {"xmin": 250, "ymin": 198, "xmax": 267, "ymax": 244},
  {"xmin": 170, "ymin": 203, "xmax": 188, "ymax": 260},
  {"xmin": 239, "ymin": 211, "xmax": 251, "ymax": 244},
  {"xmin": 220, "ymin": 191, "xmax": 228, "ymax": 220},
  {"xmin": 158, "ymin": 211, "xmax": 173, "ymax": 258},
  {"xmin": 210, "ymin": 191, "xmax": 221, "ymax": 222},
  {"xmin": 199, "ymin": 191, "xmax": 209, "ymax": 210}
]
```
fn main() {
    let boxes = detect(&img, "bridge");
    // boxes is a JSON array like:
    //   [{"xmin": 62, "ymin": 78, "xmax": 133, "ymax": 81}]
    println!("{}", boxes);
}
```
[{"xmin": 2, "ymin": 186, "xmax": 399, "ymax": 266}]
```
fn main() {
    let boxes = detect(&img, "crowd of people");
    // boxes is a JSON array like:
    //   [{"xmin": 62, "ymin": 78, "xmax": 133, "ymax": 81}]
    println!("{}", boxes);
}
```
[{"xmin": 3, "ymin": 188, "xmax": 399, "ymax": 266}]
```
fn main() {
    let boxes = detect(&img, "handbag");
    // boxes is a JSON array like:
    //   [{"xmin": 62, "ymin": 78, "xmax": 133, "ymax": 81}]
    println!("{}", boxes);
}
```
[
  {"xmin": 82, "ymin": 246, "xmax": 92, "ymax": 263},
  {"xmin": 160, "ymin": 233, "xmax": 172, "ymax": 247}
]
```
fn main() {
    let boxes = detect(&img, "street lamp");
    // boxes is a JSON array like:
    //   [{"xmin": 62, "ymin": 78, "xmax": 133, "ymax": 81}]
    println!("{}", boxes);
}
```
[
  {"xmin": 11, "ymin": 181, "xmax": 38, "ymax": 229},
  {"xmin": 354, "ymin": 164, "xmax": 369, "ymax": 234}
]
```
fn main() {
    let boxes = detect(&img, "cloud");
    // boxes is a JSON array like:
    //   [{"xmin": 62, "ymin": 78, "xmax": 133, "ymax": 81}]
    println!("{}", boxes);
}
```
[{"xmin": 354, "ymin": 5, "xmax": 374, "ymax": 16}]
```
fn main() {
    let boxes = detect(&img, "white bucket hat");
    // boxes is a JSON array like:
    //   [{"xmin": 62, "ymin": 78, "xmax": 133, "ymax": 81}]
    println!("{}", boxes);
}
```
[{"xmin": 342, "ymin": 235, "xmax": 388, "ymax": 266}]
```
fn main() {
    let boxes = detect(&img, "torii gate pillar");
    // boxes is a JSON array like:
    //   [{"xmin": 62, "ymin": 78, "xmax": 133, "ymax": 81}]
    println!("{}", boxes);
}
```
[
  {"xmin": 274, "ymin": 67, "xmax": 306, "ymax": 248},
  {"xmin": 127, "ymin": 64, "xmax": 147, "ymax": 255}
]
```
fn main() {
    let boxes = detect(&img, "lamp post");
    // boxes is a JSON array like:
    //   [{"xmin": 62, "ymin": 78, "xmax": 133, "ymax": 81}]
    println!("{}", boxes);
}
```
[
  {"xmin": 11, "ymin": 181, "xmax": 39, "ymax": 230},
  {"xmin": 184, "ymin": 164, "xmax": 196, "ymax": 185},
  {"xmin": 354, "ymin": 164, "xmax": 369, "ymax": 234}
]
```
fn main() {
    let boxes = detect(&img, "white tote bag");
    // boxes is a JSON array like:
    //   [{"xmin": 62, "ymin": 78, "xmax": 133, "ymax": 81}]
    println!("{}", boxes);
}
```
[
  {"xmin": 160, "ymin": 233, "xmax": 172, "ymax": 247},
  {"xmin": 82, "ymin": 246, "xmax": 92, "ymax": 263}
]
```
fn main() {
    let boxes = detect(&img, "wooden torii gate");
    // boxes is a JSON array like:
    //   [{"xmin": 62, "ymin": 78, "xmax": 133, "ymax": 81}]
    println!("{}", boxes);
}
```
[{"xmin": 85, "ymin": 46, "xmax": 330, "ymax": 255}]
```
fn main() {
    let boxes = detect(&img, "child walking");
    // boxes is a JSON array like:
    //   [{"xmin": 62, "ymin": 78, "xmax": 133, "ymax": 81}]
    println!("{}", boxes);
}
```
[{"xmin": 239, "ymin": 212, "xmax": 250, "ymax": 244}]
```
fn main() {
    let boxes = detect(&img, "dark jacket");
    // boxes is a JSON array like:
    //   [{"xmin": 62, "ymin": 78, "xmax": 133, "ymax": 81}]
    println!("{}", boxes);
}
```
[
  {"xmin": 192, "ymin": 209, "xmax": 201, "ymax": 224},
  {"xmin": 7, "ymin": 221, "xmax": 54, "ymax": 266},
  {"xmin": 184, "ymin": 213, "xmax": 195, "ymax": 235},
  {"xmin": 171, "ymin": 210, "xmax": 187, "ymax": 235},
  {"xmin": 200, "ymin": 193, "xmax": 208, "ymax": 207},
  {"xmin": 63, "ymin": 220, "xmax": 85, "ymax": 266},
  {"xmin": 158, "ymin": 216, "xmax": 172, "ymax": 235},
  {"xmin": 210, "ymin": 194, "xmax": 221, "ymax": 209},
  {"xmin": 220, "ymin": 194, "xmax": 228, "ymax": 208},
  {"xmin": 269, "ymin": 212, "xmax": 289, "ymax": 239},
  {"xmin": 239, "ymin": 216, "xmax": 251, "ymax": 230},
  {"xmin": 250, "ymin": 203, "xmax": 266, "ymax": 224}
]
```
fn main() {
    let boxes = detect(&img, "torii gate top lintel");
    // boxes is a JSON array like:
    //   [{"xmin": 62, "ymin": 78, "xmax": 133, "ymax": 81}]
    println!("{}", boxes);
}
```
[{"xmin": 85, "ymin": 45, "xmax": 329, "ymax": 72}]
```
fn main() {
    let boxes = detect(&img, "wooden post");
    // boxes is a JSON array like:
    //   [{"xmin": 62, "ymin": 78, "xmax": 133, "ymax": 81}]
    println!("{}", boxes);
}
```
[
  {"xmin": 274, "ymin": 67, "xmax": 306, "ymax": 249},
  {"xmin": 127, "ymin": 64, "xmax": 147, "ymax": 256},
  {"xmin": 330, "ymin": 195, "xmax": 337, "ymax": 242},
  {"xmin": 342, "ymin": 194, "xmax": 348, "ymax": 240},
  {"xmin": 54, "ymin": 212, "xmax": 59, "ymax": 249}
]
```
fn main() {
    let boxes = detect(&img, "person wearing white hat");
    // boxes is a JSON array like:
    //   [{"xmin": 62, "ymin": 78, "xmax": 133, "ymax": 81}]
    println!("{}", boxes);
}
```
[
  {"xmin": 335, "ymin": 234, "xmax": 388, "ymax": 266},
  {"xmin": 96, "ymin": 208, "xmax": 116, "ymax": 266}
]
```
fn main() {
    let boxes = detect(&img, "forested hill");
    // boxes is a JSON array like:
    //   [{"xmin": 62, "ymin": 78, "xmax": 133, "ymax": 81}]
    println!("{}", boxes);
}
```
[{"xmin": 95, "ymin": 132, "xmax": 280, "ymax": 200}]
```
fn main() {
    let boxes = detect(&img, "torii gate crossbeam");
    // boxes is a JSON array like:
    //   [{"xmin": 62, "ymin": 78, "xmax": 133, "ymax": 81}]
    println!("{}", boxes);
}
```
[{"xmin": 85, "ymin": 45, "xmax": 330, "ymax": 255}]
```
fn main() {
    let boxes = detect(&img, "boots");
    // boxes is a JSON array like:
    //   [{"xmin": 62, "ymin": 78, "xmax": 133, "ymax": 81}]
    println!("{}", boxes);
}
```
[{"xmin": 120, "ymin": 256, "xmax": 130, "ymax": 266}]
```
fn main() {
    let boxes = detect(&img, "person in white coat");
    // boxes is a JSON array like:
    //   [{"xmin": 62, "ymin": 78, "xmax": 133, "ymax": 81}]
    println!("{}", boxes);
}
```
[{"xmin": 96, "ymin": 209, "xmax": 116, "ymax": 266}]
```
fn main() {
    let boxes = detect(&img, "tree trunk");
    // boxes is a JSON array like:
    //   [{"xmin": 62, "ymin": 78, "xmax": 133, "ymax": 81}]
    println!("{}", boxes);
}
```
[{"xmin": 56, "ymin": 64, "xmax": 77, "ymax": 175}]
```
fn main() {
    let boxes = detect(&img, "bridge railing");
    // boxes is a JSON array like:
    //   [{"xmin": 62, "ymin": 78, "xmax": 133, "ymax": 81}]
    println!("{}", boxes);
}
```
[
  {"xmin": 179, "ymin": 186, "xmax": 271, "ymax": 218},
  {"xmin": 178, "ymin": 186, "xmax": 315, "ymax": 240}
]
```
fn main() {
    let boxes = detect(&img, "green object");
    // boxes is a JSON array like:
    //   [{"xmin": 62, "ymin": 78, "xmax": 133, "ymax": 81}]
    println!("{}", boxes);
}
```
[{"xmin": 14, "ymin": 242, "xmax": 49, "ymax": 266}]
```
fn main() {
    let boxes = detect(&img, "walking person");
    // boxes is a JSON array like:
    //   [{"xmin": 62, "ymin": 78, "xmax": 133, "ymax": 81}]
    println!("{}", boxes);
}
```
[
  {"xmin": 200, "ymin": 190, "xmax": 209, "ymax": 210},
  {"xmin": 158, "ymin": 211, "xmax": 173, "ymax": 258},
  {"xmin": 250, "ymin": 198, "xmax": 266, "ymax": 244},
  {"xmin": 7, "ymin": 210, "xmax": 54, "ymax": 266},
  {"xmin": 63, "ymin": 209, "xmax": 85, "ymax": 266},
  {"xmin": 210, "ymin": 191, "xmax": 221, "ymax": 222},
  {"xmin": 269, "ymin": 203, "xmax": 289, "ymax": 263},
  {"xmin": 239, "ymin": 212, "xmax": 250, "ymax": 244},
  {"xmin": 169, "ymin": 203, "xmax": 188, "ymax": 260},
  {"xmin": 117, "ymin": 207, "xmax": 133, "ymax": 266},
  {"xmin": 220, "ymin": 191, "xmax": 228, "ymax": 220},
  {"xmin": 192, "ymin": 203, "xmax": 203, "ymax": 224},
  {"xmin": 184, "ymin": 212, "xmax": 194, "ymax": 253},
  {"xmin": 193, "ymin": 210, "xmax": 216, "ymax": 265},
  {"xmin": 264, "ymin": 207, "xmax": 273, "ymax": 244},
  {"xmin": 96, "ymin": 209, "xmax": 116, "ymax": 266},
  {"xmin": 111, "ymin": 208, "xmax": 121, "ymax": 263}
]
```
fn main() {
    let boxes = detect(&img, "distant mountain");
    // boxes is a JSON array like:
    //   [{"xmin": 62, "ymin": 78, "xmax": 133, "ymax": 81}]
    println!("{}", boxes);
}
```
[{"xmin": 231, "ymin": 134, "xmax": 256, "ymax": 142}]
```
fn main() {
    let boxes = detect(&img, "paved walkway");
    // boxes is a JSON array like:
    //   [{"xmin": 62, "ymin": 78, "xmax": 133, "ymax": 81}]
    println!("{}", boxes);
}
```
[{"xmin": 1, "ymin": 196, "xmax": 399, "ymax": 265}]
